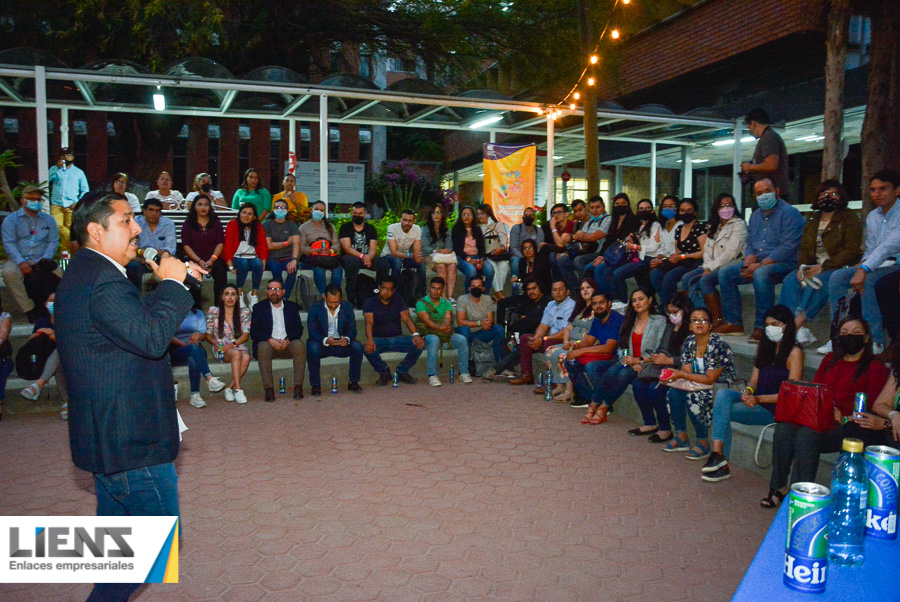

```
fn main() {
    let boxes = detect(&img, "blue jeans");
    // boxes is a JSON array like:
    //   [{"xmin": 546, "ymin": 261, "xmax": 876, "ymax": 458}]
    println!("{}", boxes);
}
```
[
  {"xmin": 667, "ymin": 388, "xmax": 708, "ymax": 440},
  {"xmin": 556, "ymin": 253, "xmax": 596, "ymax": 293},
  {"xmin": 456, "ymin": 256, "xmax": 495, "ymax": 293},
  {"xmin": 593, "ymin": 362, "xmax": 639, "ymax": 409},
  {"xmin": 266, "ymin": 257, "xmax": 299, "ymax": 297},
  {"xmin": 564, "ymin": 358, "xmax": 616, "ymax": 403},
  {"xmin": 827, "ymin": 265, "xmax": 899, "ymax": 345},
  {"xmin": 90, "ymin": 462, "xmax": 180, "ymax": 602},
  {"xmin": 682, "ymin": 266, "xmax": 724, "ymax": 308},
  {"xmin": 778, "ymin": 267, "xmax": 838, "ymax": 322},
  {"xmin": 169, "ymin": 344, "xmax": 212, "ymax": 393},
  {"xmin": 650, "ymin": 260, "xmax": 699, "ymax": 307},
  {"xmin": 299, "ymin": 258, "xmax": 343, "ymax": 295},
  {"xmin": 510, "ymin": 256, "xmax": 522, "ymax": 278},
  {"xmin": 718, "ymin": 260, "xmax": 795, "ymax": 328},
  {"xmin": 364, "ymin": 335, "xmax": 424, "ymax": 375},
  {"xmin": 306, "ymin": 339, "xmax": 364, "ymax": 387},
  {"xmin": 233, "ymin": 256, "xmax": 264, "ymax": 291},
  {"xmin": 0, "ymin": 357, "xmax": 13, "ymax": 398},
  {"xmin": 456, "ymin": 324, "xmax": 505, "ymax": 362},
  {"xmin": 632, "ymin": 378, "xmax": 671, "ymax": 430},
  {"xmin": 711, "ymin": 388, "xmax": 775, "ymax": 458},
  {"xmin": 425, "ymin": 333, "xmax": 470, "ymax": 376}
]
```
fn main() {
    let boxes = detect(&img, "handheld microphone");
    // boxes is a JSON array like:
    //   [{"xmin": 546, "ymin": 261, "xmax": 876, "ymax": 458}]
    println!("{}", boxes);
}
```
[{"xmin": 141, "ymin": 247, "xmax": 159, "ymax": 266}]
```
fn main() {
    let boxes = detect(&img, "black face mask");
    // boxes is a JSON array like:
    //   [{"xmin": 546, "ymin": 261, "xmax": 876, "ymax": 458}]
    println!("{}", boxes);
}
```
[
  {"xmin": 522, "ymin": 216, "xmax": 535, "ymax": 226},
  {"xmin": 637, "ymin": 210, "xmax": 655, "ymax": 221},
  {"xmin": 64, "ymin": 159, "xmax": 74, "ymax": 166},
  {"xmin": 612, "ymin": 206, "xmax": 629, "ymax": 217},
  {"xmin": 352, "ymin": 215, "xmax": 365, "ymax": 225},
  {"xmin": 812, "ymin": 198, "xmax": 840, "ymax": 212},
  {"xmin": 200, "ymin": 183, "xmax": 211, "ymax": 193},
  {"xmin": 470, "ymin": 288, "xmax": 484, "ymax": 298},
  {"xmin": 677, "ymin": 212, "xmax": 696, "ymax": 223},
  {"xmin": 838, "ymin": 334, "xmax": 866, "ymax": 355}
]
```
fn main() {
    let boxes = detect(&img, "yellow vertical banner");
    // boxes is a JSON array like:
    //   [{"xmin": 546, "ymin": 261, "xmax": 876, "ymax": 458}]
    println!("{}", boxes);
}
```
[{"xmin": 483, "ymin": 143, "xmax": 536, "ymax": 228}]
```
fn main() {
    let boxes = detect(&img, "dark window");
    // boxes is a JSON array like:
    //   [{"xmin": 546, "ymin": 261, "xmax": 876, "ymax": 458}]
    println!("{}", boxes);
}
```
[
  {"xmin": 300, "ymin": 125, "xmax": 311, "ymax": 161},
  {"xmin": 207, "ymin": 124, "xmax": 220, "ymax": 183},
  {"xmin": 172, "ymin": 124, "xmax": 189, "ymax": 192},
  {"xmin": 270, "ymin": 125, "xmax": 282, "ymax": 191},
  {"xmin": 359, "ymin": 126, "xmax": 372, "ymax": 175},
  {"xmin": 359, "ymin": 51, "xmax": 373, "ymax": 79},
  {"xmin": 238, "ymin": 122, "xmax": 250, "ymax": 181},
  {"xmin": 329, "ymin": 127, "xmax": 340, "ymax": 162}
]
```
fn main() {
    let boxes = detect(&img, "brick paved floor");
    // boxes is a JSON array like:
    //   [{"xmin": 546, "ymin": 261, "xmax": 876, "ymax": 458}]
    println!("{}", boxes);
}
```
[{"xmin": 0, "ymin": 381, "xmax": 777, "ymax": 601}]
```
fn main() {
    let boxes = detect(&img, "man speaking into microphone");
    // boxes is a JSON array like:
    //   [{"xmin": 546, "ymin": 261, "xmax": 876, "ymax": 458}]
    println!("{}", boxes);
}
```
[{"xmin": 56, "ymin": 192, "xmax": 204, "ymax": 601}]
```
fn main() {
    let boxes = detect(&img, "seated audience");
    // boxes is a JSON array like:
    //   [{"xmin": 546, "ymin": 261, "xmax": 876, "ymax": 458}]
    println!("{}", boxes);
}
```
[
  {"xmin": 650, "ymin": 195, "xmax": 683, "ymax": 281},
  {"xmin": 704, "ymin": 305, "xmax": 803, "ymax": 483},
  {"xmin": 224, "ymin": 203, "xmax": 268, "ymax": 308},
  {"xmin": 383, "ymin": 208, "xmax": 427, "ymax": 299},
  {"xmin": 555, "ymin": 197, "xmax": 610, "ymax": 293},
  {"xmin": 596, "ymin": 198, "xmax": 658, "ymax": 303},
  {"xmin": 231, "ymin": 167, "xmax": 272, "ymax": 219},
  {"xmin": 363, "ymin": 275, "xmax": 425, "ymax": 385},
  {"xmin": 582, "ymin": 287, "xmax": 667, "ymax": 423},
  {"xmin": 591, "ymin": 193, "xmax": 640, "ymax": 294},
  {"xmin": 169, "ymin": 292, "xmax": 226, "ymax": 408},
  {"xmin": 127, "ymin": 198, "xmax": 177, "ymax": 290},
  {"xmin": 564, "ymin": 292, "xmax": 624, "ymax": 418},
  {"xmin": 299, "ymin": 200, "xmax": 343, "ymax": 295},
  {"xmin": 185, "ymin": 172, "xmax": 227, "ymax": 208},
  {"xmin": 340, "ymin": 202, "xmax": 381, "ymax": 307},
  {"xmin": 483, "ymin": 279, "xmax": 550, "ymax": 381},
  {"xmin": 271, "ymin": 172, "xmax": 308, "ymax": 214},
  {"xmin": 478, "ymin": 203, "xmax": 511, "ymax": 298},
  {"xmin": 661, "ymin": 306, "xmax": 737, "ymax": 459},
  {"xmin": 307, "ymin": 285, "xmax": 364, "ymax": 394},
  {"xmin": 250, "ymin": 279, "xmax": 307, "ymax": 401},
  {"xmin": 716, "ymin": 178, "xmax": 804, "ymax": 341},
  {"xmin": 823, "ymin": 169, "xmax": 900, "ymax": 354},
  {"xmin": 18, "ymin": 294, "xmax": 67, "ymax": 419},
  {"xmin": 144, "ymin": 171, "xmax": 185, "ymax": 210},
  {"xmin": 682, "ymin": 193, "xmax": 747, "ymax": 324},
  {"xmin": 110, "ymin": 172, "xmax": 141, "ymax": 215},
  {"xmin": 545, "ymin": 277, "xmax": 600, "ymax": 402},
  {"xmin": 764, "ymin": 316, "xmax": 890, "ymax": 508},
  {"xmin": 264, "ymin": 199, "xmax": 301, "ymax": 298},
  {"xmin": 649, "ymin": 198, "xmax": 708, "ymax": 307},
  {"xmin": 510, "ymin": 280, "xmax": 575, "ymax": 386},
  {"xmin": 205, "ymin": 285, "xmax": 252, "ymax": 404},
  {"xmin": 453, "ymin": 206, "xmax": 495, "ymax": 293},
  {"xmin": 181, "ymin": 194, "xmax": 228, "ymax": 301},
  {"xmin": 1, "ymin": 185, "xmax": 61, "ymax": 322},
  {"xmin": 509, "ymin": 206, "xmax": 545, "ymax": 278},
  {"xmin": 455, "ymin": 274, "xmax": 505, "ymax": 367},
  {"xmin": 778, "ymin": 180, "xmax": 862, "ymax": 347},
  {"xmin": 421, "ymin": 203, "xmax": 457, "ymax": 302},
  {"xmin": 416, "ymin": 277, "xmax": 472, "ymax": 386},
  {"xmin": 544, "ymin": 202, "xmax": 576, "ymax": 281}
]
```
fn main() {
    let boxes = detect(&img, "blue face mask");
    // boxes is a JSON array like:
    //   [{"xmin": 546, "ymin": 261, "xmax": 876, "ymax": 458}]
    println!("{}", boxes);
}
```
[
  {"xmin": 46, "ymin": 301, "xmax": 54, "ymax": 316},
  {"xmin": 756, "ymin": 192, "xmax": 778, "ymax": 210},
  {"xmin": 661, "ymin": 207, "xmax": 677, "ymax": 220},
  {"xmin": 26, "ymin": 200, "xmax": 42, "ymax": 211},
  {"xmin": 312, "ymin": 209, "xmax": 325, "ymax": 221},
  {"xmin": 274, "ymin": 208, "xmax": 288, "ymax": 220}
]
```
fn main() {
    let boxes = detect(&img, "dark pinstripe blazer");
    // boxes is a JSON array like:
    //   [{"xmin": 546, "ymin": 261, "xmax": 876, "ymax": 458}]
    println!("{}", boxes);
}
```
[{"xmin": 56, "ymin": 248, "xmax": 193, "ymax": 475}]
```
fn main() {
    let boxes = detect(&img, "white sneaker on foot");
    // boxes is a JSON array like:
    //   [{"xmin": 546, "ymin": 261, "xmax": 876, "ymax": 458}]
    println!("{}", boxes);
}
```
[
  {"xmin": 428, "ymin": 375, "xmax": 442, "ymax": 387},
  {"xmin": 234, "ymin": 389, "xmax": 248, "ymax": 404},
  {"xmin": 873, "ymin": 342, "xmax": 885, "ymax": 355},
  {"xmin": 190, "ymin": 393, "xmax": 207, "ymax": 408},
  {"xmin": 460, "ymin": 373, "xmax": 473, "ymax": 383},
  {"xmin": 500, "ymin": 369, "xmax": 516, "ymax": 378},
  {"xmin": 816, "ymin": 340, "xmax": 833, "ymax": 355},
  {"xmin": 796, "ymin": 326, "xmax": 817, "ymax": 346},
  {"xmin": 224, "ymin": 387, "xmax": 235, "ymax": 402},
  {"xmin": 248, "ymin": 292, "xmax": 259, "ymax": 307},
  {"xmin": 207, "ymin": 376, "xmax": 226, "ymax": 393}
]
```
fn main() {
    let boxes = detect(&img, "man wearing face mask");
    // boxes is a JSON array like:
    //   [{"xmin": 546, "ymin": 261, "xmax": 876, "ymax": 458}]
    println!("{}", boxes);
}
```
[
  {"xmin": 715, "ymin": 178, "xmax": 804, "ymax": 342},
  {"xmin": 1, "ymin": 186, "xmax": 62, "ymax": 322},
  {"xmin": 509, "ymin": 206, "xmax": 545, "ymax": 280},
  {"xmin": 339, "ymin": 202, "xmax": 380, "ymax": 307},
  {"xmin": 48, "ymin": 147, "xmax": 89, "ymax": 252},
  {"xmin": 455, "ymin": 275, "xmax": 506, "ymax": 367},
  {"xmin": 563, "ymin": 292, "xmax": 624, "ymax": 411},
  {"xmin": 557, "ymin": 196, "xmax": 611, "ymax": 293},
  {"xmin": 740, "ymin": 108, "xmax": 789, "ymax": 198}
]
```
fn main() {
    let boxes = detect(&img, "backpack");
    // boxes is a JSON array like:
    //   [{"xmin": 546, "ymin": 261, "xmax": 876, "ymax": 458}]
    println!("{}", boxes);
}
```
[
  {"xmin": 469, "ymin": 340, "xmax": 494, "ymax": 377},
  {"xmin": 297, "ymin": 275, "xmax": 321, "ymax": 311},
  {"xmin": 354, "ymin": 273, "xmax": 377, "ymax": 309},
  {"xmin": 830, "ymin": 293, "xmax": 862, "ymax": 343},
  {"xmin": 399, "ymin": 267, "xmax": 419, "ymax": 308}
]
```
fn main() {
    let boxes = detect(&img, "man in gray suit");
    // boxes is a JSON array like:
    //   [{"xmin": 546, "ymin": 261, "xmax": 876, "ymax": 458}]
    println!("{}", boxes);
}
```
[{"xmin": 56, "ymin": 192, "xmax": 203, "ymax": 601}]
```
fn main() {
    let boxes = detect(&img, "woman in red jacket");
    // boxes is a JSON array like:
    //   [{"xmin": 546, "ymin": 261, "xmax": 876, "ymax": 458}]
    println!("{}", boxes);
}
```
[{"xmin": 224, "ymin": 203, "xmax": 269, "ymax": 308}]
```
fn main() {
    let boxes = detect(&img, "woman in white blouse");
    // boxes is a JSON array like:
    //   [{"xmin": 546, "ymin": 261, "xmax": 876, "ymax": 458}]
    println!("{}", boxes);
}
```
[
  {"xmin": 597, "ymin": 198, "xmax": 664, "ymax": 303},
  {"xmin": 110, "ymin": 173, "xmax": 141, "ymax": 215},
  {"xmin": 184, "ymin": 172, "xmax": 227, "ymax": 208},
  {"xmin": 144, "ymin": 171, "xmax": 185, "ymax": 210},
  {"xmin": 477, "ymin": 203, "xmax": 511, "ymax": 299}
]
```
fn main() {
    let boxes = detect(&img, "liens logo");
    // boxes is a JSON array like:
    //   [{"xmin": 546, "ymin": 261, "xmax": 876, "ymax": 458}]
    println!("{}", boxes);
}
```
[{"xmin": 9, "ymin": 527, "xmax": 134, "ymax": 558}]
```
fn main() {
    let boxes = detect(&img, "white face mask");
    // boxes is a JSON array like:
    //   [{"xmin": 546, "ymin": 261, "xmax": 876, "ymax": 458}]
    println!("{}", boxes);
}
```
[{"xmin": 765, "ymin": 325, "xmax": 784, "ymax": 343}]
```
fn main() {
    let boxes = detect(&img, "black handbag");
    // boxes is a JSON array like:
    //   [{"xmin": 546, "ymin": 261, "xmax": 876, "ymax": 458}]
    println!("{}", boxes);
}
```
[
  {"xmin": 603, "ymin": 240, "xmax": 628, "ymax": 267},
  {"xmin": 15, "ymin": 333, "xmax": 55, "ymax": 380}
]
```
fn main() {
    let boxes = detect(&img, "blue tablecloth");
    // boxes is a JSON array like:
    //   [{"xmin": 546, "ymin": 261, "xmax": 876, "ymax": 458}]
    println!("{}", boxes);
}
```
[{"xmin": 733, "ymin": 501, "xmax": 900, "ymax": 601}]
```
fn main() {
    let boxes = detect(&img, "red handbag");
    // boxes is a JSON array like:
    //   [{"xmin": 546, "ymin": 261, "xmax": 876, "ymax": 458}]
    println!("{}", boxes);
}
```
[{"xmin": 774, "ymin": 380, "xmax": 836, "ymax": 432}]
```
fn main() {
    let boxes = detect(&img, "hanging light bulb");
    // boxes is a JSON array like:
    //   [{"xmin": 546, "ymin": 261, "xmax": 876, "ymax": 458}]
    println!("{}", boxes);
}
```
[
  {"xmin": 622, "ymin": 0, "xmax": 631, "ymax": 4},
  {"xmin": 569, "ymin": 103, "xmax": 576, "ymax": 110},
  {"xmin": 573, "ymin": 92, "xmax": 581, "ymax": 100},
  {"xmin": 610, "ymin": 29, "xmax": 620, "ymax": 39},
  {"xmin": 589, "ymin": 55, "xmax": 599, "ymax": 64},
  {"xmin": 587, "ymin": 77, "xmax": 595, "ymax": 86}
]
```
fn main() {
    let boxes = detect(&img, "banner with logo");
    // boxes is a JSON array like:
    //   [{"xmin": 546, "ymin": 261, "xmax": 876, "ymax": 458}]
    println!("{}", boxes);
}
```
[
  {"xmin": 0, "ymin": 516, "xmax": 179, "ymax": 583},
  {"xmin": 483, "ymin": 143, "xmax": 536, "ymax": 228}
]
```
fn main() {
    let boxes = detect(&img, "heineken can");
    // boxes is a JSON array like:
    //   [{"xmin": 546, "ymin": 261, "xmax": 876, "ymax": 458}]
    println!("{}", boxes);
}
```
[
  {"xmin": 784, "ymin": 482, "xmax": 830, "ymax": 594},
  {"xmin": 854, "ymin": 392, "xmax": 868, "ymax": 416},
  {"xmin": 865, "ymin": 445, "xmax": 900, "ymax": 540}
]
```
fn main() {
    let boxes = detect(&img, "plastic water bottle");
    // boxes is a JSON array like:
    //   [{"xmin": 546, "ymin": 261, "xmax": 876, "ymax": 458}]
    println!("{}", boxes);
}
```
[
  {"xmin": 536, "ymin": 372, "xmax": 543, "ymax": 387},
  {"xmin": 331, "ymin": 376, "xmax": 338, "ymax": 394},
  {"xmin": 217, "ymin": 341, "xmax": 225, "ymax": 361},
  {"xmin": 827, "ymin": 438, "xmax": 869, "ymax": 567},
  {"xmin": 449, "ymin": 365, "xmax": 455, "ymax": 384},
  {"xmin": 279, "ymin": 378, "xmax": 286, "ymax": 395},
  {"xmin": 392, "ymin": 372, "xmax": 398, "ymax": 388},
  {"xmin": 544, "ymin": 370, "xmax": 553, "ymax": 402}
]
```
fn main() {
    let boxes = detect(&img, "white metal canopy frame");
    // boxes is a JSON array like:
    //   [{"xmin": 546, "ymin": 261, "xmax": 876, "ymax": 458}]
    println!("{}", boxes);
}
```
[{"xmin": 0, "ymin": 63, "xmax": 742, "ymax": 208}]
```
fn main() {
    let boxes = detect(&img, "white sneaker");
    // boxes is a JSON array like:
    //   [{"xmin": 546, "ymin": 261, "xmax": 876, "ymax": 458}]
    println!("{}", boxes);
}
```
[
  {"xmin": 428, "ymin": 375, "xmax": 442, "ymax": 387},
  {"xmin": 796, "ymin": 327, "xmax": 817, "ymax": 346},
  {"xmin": 873, "ymin": 342, "xmax": 885, "ymax": 355},
  {"xmin": 460, "ymin": 373, "xmax": 473, "ymax": 383},
  {"xmin": 207, "ymin": 376, "xmax": 226, "ymax": 393},
  {"xmin": 234, "ymin": 389, "xmax": 248, "ymax": 404},
  {"xmin": 500, "ymin": 369, "xmax": 516, "ymax": 378},
  {"xmin": 248, "ymin": 292, "xmax": 259, "ymax": 307},
  {"xmin": 224, "ymin": 387, "xmax": 235, "ymax": 402},
  {"xmin": 611, "ymin": 301, "xmax": 628, "ymax": 315},
  {"xmin": 189, "ymin": 393, "xmax": 207, "ymax": 408},
  {"xmin": 816, "ymin": 340, "xmax": 833, "ymax": 355}
]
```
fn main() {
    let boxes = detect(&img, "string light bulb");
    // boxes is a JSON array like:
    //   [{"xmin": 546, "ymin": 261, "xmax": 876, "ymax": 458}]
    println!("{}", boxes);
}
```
[
  {"xmin": 622, "ymin": 0, "xmax": 630, "ymax": 4},
  {"xmin": 569, "ymin": 103, "xmax": 576, "ymax": 110},
  {"xmin": 573, "ymin": 92, "xmax": 581, "ymax": 100},
  {"xmin": 610, "ymin": 29, "xmax": 620, "ymax": 39},
  {"xmin": 587, "ymin": 77, "xmax": 595, "ymax": 86},
  {"xmin": 589, "ymin": 55, "xmax": 599, "ymax": 64}
]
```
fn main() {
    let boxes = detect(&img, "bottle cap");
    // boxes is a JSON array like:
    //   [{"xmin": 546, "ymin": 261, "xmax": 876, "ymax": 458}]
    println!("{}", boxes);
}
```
[{"xmin": 842, "ymin": 438, "xmax": 864, "ymax": 453}]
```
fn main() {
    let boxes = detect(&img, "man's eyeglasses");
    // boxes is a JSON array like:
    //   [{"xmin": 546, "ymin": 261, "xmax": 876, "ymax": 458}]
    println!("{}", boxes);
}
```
[
  {"xmin": 552, "ymin": 210, "xmax": 566, "ymax": 215},
  {"xmin": 266, "ymin": 287, "xmax": 282, "ymax": 292}
]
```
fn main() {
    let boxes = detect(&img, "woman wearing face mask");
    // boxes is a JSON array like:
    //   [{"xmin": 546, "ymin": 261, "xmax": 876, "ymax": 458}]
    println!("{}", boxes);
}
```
[
  {"xmin": 299, "ymin": 201, "xmax": 342, "ymax": 295},
  {"xmin": 182, "ymin": 194, "xmax": 227, "ymax": 301},
  {"xmin": 109, "ymin": 173, "xmax": 141, "ymax": 215},
  {"xmin": 763, "ymin": 316, "xmax": 889, "ymax": 508},
  {"xmin": 264, "ymin": 199, "xmax": 301, "ymax": 298},
  {"xmin": 660, "ymin": 306, "xmax": 737, "ymax": 459},
  {"xmin": 224, "ymin": 203, "xmax": 269, "ymax": 307},
  {"xmin": 145, "ymin": 171, "xmax": 185, "ymax": 210},
  {"xmin": 477, "ymin": 203, "xmax": 511, "ymax": 299},
  {"xmin": 185, "ymin": 173, "xmax": 226, "ymax": 208},
  {"xmin": 596, "ymin": 199, "xmax": 661, "ymax": 303},
  {"xmin": 422, "ymin": 204, "xmax": 457, "ymax": 302},
  {"xmin": 649, "ymin": 198, "xmax": 708, "ymax": 307},
  {"xmin": 546, "ymin": 277, "xmax": 600, "ymax": 403},
  {"xmin": 18, "ymin": 294, "xmax": 68, "ymax": 419},
  {"xmin": 777, "ymin": 180, "xmax": 862, "ymax": 347},
  {"xmin": 591, "ymin": 193, "xmax": 641, "ymax": 288},
  {"xmin": 703, "ymin": 305, "xmax": 803, "ymax": 483},
  {"xmin": 231, "ymin": 168, "xmax": 272, "ymax": 220},
  {"xmin": 271, "ymin": 173, "xmax": 308, "ymax": 215},
  {"xmin": 681, "ymin": 193, "xmax": 747, "ymax": 327},
  {"xmin": 651, "ymin": 195, "xmax": 681, "ymax": 272}
]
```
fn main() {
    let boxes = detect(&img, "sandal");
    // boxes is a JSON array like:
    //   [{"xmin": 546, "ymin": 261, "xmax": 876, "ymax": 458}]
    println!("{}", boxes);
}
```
[
  {"xmin": 663, "ymin": 436, "xmax": 690, "ymax": 452},
  {"xmin": 685, "ymin": 442, "xmax": 711, "ymax": 460},
  {"xmin": 589, "ymin": 405, "xmax": 609, "ymax": 425},
  {"xmin": 20, "ymin": 383, "xmax": 42, "ymax": 401},
  {"xmin": 760, "ymin": 489, "xmax": 786, "ymax": 509},
  {"xmin": 581, "ymin": 407, "xmax": 596, "ymax": 424}
]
